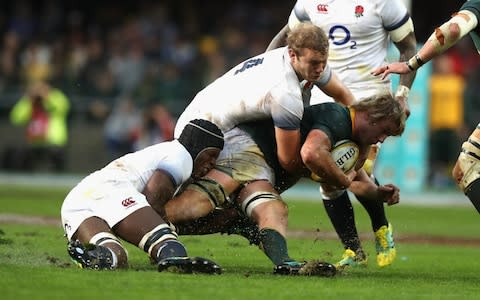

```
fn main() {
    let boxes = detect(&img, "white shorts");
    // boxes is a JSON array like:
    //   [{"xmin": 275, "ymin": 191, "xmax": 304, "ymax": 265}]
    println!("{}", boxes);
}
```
[
  {"xmin": 61, "ymin": 171, "xmax": 150, "ymax": 240},
  {"xmin": 216, "ymin": 127, "xmax": 275, "ymax": 185}
]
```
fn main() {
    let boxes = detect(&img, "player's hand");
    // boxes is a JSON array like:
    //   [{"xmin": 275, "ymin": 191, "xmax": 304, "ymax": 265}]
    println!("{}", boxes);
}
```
[
  {"xmin": 371, "ymin": 62, "xmax": 411, "ymax": 80},
  {"xmin": 345, "ymin": 169, "xmax": 357, "ymax": 184},
  {"xmin": 310, "ymin": 168, "xmax": 357, "ymax": 185},
  {"xmin": 319, "ymin": 171, "xmax": 356, "ymax": 193},
  {"xmin": 395, "ymin": 96, "xmax": 410, "ymax": 118},
  {"xmin": 377, "ymin": 183, "xmax": 400, "ymax": 206}
]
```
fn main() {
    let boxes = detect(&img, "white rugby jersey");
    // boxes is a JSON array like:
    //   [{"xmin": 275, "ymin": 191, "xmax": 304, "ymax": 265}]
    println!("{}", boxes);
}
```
[
  {"xmin": 289, "ymin": 0, "xmax": 410, "ymax": 100},
  {"xmin": 174, "ymin": 47, "xmax": 331, "ymax": 137},
  {"xmin": 80, "ymin": 140, "xmax": 193, "ymax": 192}
]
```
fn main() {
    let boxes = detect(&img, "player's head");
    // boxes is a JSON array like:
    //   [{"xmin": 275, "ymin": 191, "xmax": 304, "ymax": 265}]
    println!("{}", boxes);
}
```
[
  {"xmin": 351, "ymin": 94, "xmax": 406, "ymax": 145},
  {"xmin": 178, "ymin": 119, "xmax": 224, "ymax": 178},
  {"xmin": 287, "ymin": 23, "xmax": 329, "ymax": 82},
  {"xmin": 287, "ymin": 23, "xmax": 329, "ymax": 55}
]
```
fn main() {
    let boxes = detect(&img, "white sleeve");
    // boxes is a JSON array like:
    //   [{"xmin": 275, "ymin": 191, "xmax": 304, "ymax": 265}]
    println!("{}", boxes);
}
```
[
  {"xmin": 378, "ymin": 0, "xmax": 410, "ymax": 32},
  {"xmin": 288, "ymin": 0, "xmax": 310, "ymax": 29},
  {"xmin": 270, "ymin": 90, "xmax": 303, "ymax": 130},
  {"xmin": 155, "ymin": 142, "xmax": 193, "ymax": 186},
  {"xmin": 313, "ymin": 64, "xmax": 332, "ymax": 87}
]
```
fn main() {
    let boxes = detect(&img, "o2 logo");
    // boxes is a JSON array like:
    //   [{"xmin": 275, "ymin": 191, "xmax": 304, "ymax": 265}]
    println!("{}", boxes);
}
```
[{"xmin": 328, "ymin": 25, "xmax": 357, "ymax": 49}]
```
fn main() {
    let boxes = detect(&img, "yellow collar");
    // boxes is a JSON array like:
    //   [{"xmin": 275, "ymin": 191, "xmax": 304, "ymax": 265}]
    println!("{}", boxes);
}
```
[{"xmin": 349, "ymin": 107, "xmax": 355, "ymax": 133}]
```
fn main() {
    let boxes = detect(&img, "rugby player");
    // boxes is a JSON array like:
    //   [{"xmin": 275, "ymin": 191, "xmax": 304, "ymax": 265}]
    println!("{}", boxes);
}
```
[
  {"xmin": 266, "ymin": 0, "xmax": 417, "ymax": 268},
  {"xmin": 61, "ymin": 119, "xmax": 224, "ymax": 274},
  {"xmin": 372, "ymin": 0, "xmax": 480, "ymax": 213},
  {"xmin": 163, "ymin": 23, "xmax": 354, "ymax": 275},
  {"xmin": 173, "ymin": 94, "xmax": 405, "ymax": 274}
]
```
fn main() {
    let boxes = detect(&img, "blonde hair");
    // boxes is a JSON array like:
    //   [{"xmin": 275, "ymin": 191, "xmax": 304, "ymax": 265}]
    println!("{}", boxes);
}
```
[
  {"xmin": 287, "ymin": 23, "xmax": 329, "ymax": 56},
  {"xmin": 351, "ymin": 94, "xmax": 406, "ymax": 136}
]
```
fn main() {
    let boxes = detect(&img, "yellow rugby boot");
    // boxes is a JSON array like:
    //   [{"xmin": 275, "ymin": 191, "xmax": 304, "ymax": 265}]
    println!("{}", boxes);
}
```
[
  {"xmin": 375, "ymin": 223, "xmax": 397, "ymax": 267},
  {"xmin": 335, "ymin": 248, "xmax": 368, "ymax": 271}
]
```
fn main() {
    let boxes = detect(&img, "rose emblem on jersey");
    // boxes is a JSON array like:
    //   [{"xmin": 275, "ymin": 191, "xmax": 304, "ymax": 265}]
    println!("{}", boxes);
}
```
[{"xmin": 354, "ymin": 5, "xmax": 364, "ymax": 17}]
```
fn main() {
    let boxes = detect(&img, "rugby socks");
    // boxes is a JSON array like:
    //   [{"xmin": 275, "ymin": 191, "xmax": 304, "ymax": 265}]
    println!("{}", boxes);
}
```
[
  {"xmin": 258, "ymin": 228, "xmax": 291, "ymax": 265},
  {"xmin": 323, "ymin": 191, "xmax": 361, "ymax": 251},
  {"xmin": 355, "ymin": 177, "xmax": 388, "ymax": 231}
]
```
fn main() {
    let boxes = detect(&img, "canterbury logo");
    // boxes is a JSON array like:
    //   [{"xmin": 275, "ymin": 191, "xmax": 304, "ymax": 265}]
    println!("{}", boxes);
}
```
[
  {"xmin": 122, "ymin": 197, "xmax": 137, "ymax": 207},
  {"xmin": 317, "ymin": 4, "xmax": 328, "ymax": 13}
]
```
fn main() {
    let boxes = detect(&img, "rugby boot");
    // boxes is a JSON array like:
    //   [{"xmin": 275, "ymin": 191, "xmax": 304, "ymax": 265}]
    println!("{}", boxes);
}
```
[
  {"xmin": 335, "ymin": 248, "xmax": 368, "ymax": 271},
  {"xmin": 67, "ymin": 240, "xmax": 115, "ymax": 270},
  {"xmin": 158, "ymin": 256, "xmax": 222, "ymax": 274},
  {"xmin": 273, "ymin": 260, "xmax": 336, "ymax": 277},
  {"xmin": 375, "ymin": 223, "xmax": 396, "ymax": 267}
]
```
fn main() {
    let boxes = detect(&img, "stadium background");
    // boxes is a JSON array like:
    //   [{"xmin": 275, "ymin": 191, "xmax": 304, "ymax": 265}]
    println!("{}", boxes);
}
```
[{"xmin": 0, "ymin": 0, "xmax": 473, "ymax": 195}]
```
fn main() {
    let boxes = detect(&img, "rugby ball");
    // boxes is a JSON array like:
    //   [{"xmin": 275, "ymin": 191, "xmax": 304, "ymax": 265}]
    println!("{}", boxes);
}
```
[{"xmin": 331, "ymin": 140, "xmax": 360, "ymax": 173}]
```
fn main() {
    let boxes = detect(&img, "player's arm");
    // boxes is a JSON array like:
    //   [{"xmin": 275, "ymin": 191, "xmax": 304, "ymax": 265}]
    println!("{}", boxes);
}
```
[
  {"xmin": 372, "ymin": 10, "xmax": 478, "ymax": 79},
  {"xmin": 348, "ymin": 169, "xmax": 400, "ymax": 206},
  {"xmin": 274, "ymin": 127, "xmax": 302, "ymax": 173},
  {"xmin": 391, "ymin": 19, "xmax": 417, "ymax": 117},
  {"xmin": 301, "ymin": 129, "xmax": 355, "ymax": 189},
  {"xmin": 143, "ymin": 169, "xmax": 177, "ymax": 215},
  {"xmin": 267, "ymin": 2, "xmax": 308, "ymax": 51},
  {"xmin": 266, "ymin": 24, "xmax": 290, "ymax": 51},
  {"xmin": 393, "ymin": 31, "xmax": 417, "ymax": 89},
  {"xmin": 318, "ymin": 72, "xmax": 355, "ymax": 106}
]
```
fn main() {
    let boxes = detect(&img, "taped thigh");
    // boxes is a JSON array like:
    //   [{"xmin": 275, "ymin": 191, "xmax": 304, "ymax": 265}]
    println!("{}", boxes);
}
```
[
  {"xmin": 241, "ymin": 191, "xmax": 280, "ymax": 217},
  {"xmin": 185, "ymin": 177, "xmax": 229, "ymax": 208},
  {"xmin": 457, "ymin": 136, "xmax": 480, "ymax": 191}
]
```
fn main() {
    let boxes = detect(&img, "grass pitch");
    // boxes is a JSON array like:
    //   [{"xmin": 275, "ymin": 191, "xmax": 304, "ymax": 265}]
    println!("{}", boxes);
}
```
[{"xmin": 0, "ymin": 184, "xmax": 479, "ymax": 299}]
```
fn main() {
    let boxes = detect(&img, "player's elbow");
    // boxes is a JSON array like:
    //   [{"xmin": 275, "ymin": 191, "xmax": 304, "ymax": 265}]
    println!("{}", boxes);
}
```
[
  {"xmin": 279, "ymin": 157, "xmax": 301, "ymax": 173},
  {"xmin": 448, "ymin": 23, "xmax": 462, "ymax": 41},
  {"xmin": 300, "ymin": 147, "xmax": 318, "ymax": 169}
]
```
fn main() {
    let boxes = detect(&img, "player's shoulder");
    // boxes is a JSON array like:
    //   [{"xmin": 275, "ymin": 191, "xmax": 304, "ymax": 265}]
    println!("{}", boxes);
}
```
[
  {"xmin": 305, "ymin": 102, "xmax": 347, "ymax": 116},
  {"xmin": 373, "ymin": 0, "xmax": 408, "ymax": 14},
  {"xmin": 226, "ymin": 47, "xmax": 287, "ymax": 82},
  {"xmin": 461, "ymin": 0, "xmax": 480, "ymax": 12},
  {"xmin": 140, "ymin": 140, "xmax": 186, "ymax": 160},
  {"xmin": 234, "ymin": 48, "xmax": 283, "ymax": 69}
]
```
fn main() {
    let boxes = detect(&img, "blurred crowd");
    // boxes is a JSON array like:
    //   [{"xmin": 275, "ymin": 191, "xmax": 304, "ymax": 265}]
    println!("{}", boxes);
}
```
[
  {"xmin": 1, "ymin": 0, "xmax": 480, "ymax": 189},
  {"xmin": 0, "ymin": 0, "xmax": 289, "ymax": 117},
  {"xmin": 0, "ymin": 0, "xmax": 290, "ymax": 170}
]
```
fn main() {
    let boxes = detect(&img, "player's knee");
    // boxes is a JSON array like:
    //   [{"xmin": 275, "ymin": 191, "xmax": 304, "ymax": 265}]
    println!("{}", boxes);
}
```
[
  {"xmin": 455, "ymin": 137, "xmax": 480, "ymax": 191},
  {"xmin": 186, "ymin": 177, "xmax": 229, "ymax": 208},
  {"xmin": 90, "ymin": 232, "xmax": 129, "ymax": 268},
  {"xmin": 452, "ymin": 160, "xmax": 463, "ymax": 183},
  {"xmin": 138, "ymin": 223, "xmax": 186, "ymax": 263},
  {"xmin": 241, "ymin": 191, "xmax": 284, "ymax": 218}
]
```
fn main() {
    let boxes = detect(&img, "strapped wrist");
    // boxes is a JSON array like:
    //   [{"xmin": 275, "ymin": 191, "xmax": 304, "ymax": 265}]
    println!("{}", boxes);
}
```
[
  {"xmin": 406, "ymin": 54, "xmax": 424, "ymax": 71},
  {"xmin": 395, "ymin": 85, "xmax": 410, "ymax": 99}
]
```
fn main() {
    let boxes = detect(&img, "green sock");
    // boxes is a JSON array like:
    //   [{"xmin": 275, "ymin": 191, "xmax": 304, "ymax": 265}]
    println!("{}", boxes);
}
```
[{"xmin": 258, "ymin": 228, "xmax": 291, "ymax": 265}]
